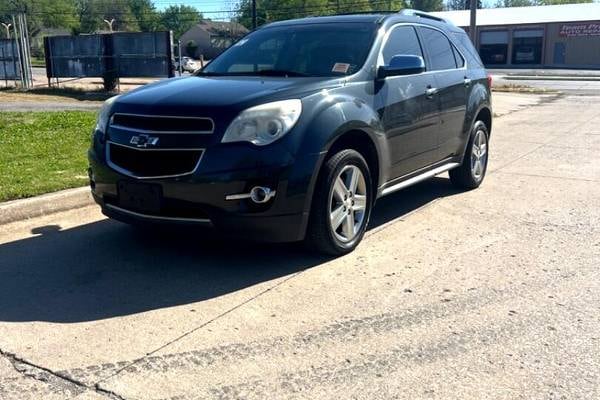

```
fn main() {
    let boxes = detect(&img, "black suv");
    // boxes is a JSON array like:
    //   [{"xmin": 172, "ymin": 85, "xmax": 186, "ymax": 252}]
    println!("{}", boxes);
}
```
[{"xmin": 88, "ymin": 10, "xmax": 492, "ymax": 255}]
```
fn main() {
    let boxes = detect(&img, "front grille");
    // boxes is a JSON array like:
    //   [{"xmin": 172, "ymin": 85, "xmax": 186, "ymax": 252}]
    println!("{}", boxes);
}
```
[
  {"xmin": 107, "ymin": 142, "xmax": 203, "ymax": 178},
  {"xmin": 111, "ymin": 113, "xmax": 214, "ymax": 134}
]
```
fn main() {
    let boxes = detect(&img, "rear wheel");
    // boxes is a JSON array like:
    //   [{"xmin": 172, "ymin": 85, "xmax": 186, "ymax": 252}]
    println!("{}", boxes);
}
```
[
  {"xmin": 306, "ymin": 149, "xmax": 373, "ymax": 256},
  {"xmin": 449, "ymin": 120, "xmax": 489, "ymax": 189}
]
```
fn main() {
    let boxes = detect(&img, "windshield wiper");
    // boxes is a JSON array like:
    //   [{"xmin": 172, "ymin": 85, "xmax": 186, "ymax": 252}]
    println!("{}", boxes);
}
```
[
  {"xmin": 196, "ymin": 69, "xmax": 310, "ymax": 77},
  {"xmin": 195, "ymin": 71, "xmax": 229, "ymax": 76},
  {"xmin": 252, "ymin": 69, "xmax": 310, "ymax": 77}
]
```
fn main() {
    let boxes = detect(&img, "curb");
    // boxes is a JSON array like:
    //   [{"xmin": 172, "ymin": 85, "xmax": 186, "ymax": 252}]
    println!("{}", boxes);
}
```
[
  {"xmin": 502, "ymin": 75, "xmax": 600, "ymax": 82},
  {"xmin": 0, "ymin": 187, "xmax": 94, "ymax": 225}
]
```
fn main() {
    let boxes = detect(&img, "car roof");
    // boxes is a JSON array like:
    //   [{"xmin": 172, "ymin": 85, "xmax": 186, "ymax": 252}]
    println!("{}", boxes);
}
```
[{"xmin": 260, "ymin": 12, "xmax": 463, "ymax": 33}]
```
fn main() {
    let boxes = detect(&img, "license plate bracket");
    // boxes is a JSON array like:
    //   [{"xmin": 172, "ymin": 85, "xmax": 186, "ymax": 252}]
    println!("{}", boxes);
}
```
[{"xmin": 118, "ymin": 181, "xmax": 162, "ymax": 214}]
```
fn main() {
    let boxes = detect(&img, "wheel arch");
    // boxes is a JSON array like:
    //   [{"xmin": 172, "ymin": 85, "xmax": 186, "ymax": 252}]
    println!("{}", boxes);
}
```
[
  {"xmin": 325, "ymin": 129, "xmax": 381, "ymax": 201},
  {"xmin": 475, "ymin": 106, "xmax": 493, "ymax": 136}
]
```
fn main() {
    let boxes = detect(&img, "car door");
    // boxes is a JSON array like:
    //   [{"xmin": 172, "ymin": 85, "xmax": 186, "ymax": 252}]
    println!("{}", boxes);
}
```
[
  {"xmin": 418, "ymin": 27, "xmax": 468, "ymax": 162},
  {"xmin": 375, "ymin": 25, "xmax": 440, "ymax": 179}
]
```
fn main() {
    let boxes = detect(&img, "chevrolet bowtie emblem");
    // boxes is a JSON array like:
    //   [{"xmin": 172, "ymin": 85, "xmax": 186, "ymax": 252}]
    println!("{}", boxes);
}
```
[{"xmin": 130, "ymin": 134, "xmax": 159, "ymax": 148}]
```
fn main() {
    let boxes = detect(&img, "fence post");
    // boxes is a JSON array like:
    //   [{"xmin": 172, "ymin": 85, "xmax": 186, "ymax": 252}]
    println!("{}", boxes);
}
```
[
  {"xmin": 22, "ymin": 14, "xmax": 33, "ymax": 88},
  {"xmin": 11, "ymin": 15, "xmax": 23, "ymax": 88},
  {"xmin": 11, "ymin": 36, "xmax": 18, "ymax": 87},
  {"xmin": 178, "ymin": 40, "xmax": 182, "ymax": 76},
  {"xmin": 166, "ymin": 30, "xmax": 175, "ymax": 78},
  {"xmin": 102, "ymin": 33, "xmax": 117, "ymax": 92},
  {"xmin": 43, "ymin": 36, "xmax": 52, "ymax": 87},
  {"xmin": 1, "ymin": 46, "xmax": 7, "ymax": 87}
]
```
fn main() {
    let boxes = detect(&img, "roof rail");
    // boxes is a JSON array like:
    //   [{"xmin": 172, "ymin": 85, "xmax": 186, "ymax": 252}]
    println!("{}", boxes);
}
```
[
  {"xmin": 327, "ymin": 10, "xmax": 397, "ymax": 17},
  {"xmin": 399, "ymin": 9, "xmax": 452, "ymax": 24}
]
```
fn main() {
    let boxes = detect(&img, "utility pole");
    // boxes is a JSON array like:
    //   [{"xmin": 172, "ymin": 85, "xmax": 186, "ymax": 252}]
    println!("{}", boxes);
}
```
[
  {"xmin": 1, "ymin": 22, "xmax": 11, "ymax": 39},
  {"xmin": 103, "ymin": 18, "xmax": 115, "ymax": 32},
  {"xmin": 469, "ymin": 0, "xmax": 477, "ymax": 43},
  {"xmin": 252, "ymin": 0, "xmax": 257, "ymax": 30},
  {"xmin": 178, "ymin": 39, "xmax": 182, "ymax": 76}
]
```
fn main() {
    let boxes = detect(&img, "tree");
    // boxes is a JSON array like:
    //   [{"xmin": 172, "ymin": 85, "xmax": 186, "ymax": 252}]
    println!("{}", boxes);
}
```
[
  {"xmin": 77, "ymin": 0, "xmax": 139, "ymax": 33},
  {"xmin": 367, "ymin": 0, "xmax": 407, "ymax": 13},
  {"xmin": 494, "ymin": 0, "xmax": 592, "ymax": 6},
  {"xmin": 235, "ymin": 0, "xmax": 408, "ymax": 30},
  {"xmin": 494, "ymin": 0, "xmax": 533, "ymax": 6},
  {"xmin": 0, "ymin": 0, "xmax": 79, "ymax": 36},
  {"xmin": 446, "ymin": 0, "xmax": 482, "ymax": 10},
  {"xmin": 537, "ymin": 0, "xmax": 592, "ymax": 4},
  {"xmin": 185, "ymin": 39, "xmax": 198, "ymax": 56},
  {"xmin": 409, "ymin": 0, "xmax": 444, "ymax": 11},
  {"xmin": 159, "ymin": 5, "xmax": 201, "ymax": 38},
  {"xmin": 128, "ymin": 0, "xmax": 161, "ymax": 31}
]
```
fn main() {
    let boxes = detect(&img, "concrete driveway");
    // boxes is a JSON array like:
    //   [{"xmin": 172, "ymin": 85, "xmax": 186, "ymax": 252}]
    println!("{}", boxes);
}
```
[{"xmin": 0, "ymin": 94, "xmax": 599, "ymax": 399}]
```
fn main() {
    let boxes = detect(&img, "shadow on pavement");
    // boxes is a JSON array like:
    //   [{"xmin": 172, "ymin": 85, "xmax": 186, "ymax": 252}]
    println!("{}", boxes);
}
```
[{"xmin": 0, "ymin": 177, "xmax": 461, "ymax": 323}]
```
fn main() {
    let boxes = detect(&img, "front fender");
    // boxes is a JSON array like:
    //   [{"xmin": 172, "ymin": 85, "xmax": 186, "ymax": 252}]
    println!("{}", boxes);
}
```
[
  {"xmin": 293, "ymin": 91, "xmax": 390, "ymax": 217},
  {"xmin": 300, "ymin": 92, "xmax": 386, "ymax": 161}
]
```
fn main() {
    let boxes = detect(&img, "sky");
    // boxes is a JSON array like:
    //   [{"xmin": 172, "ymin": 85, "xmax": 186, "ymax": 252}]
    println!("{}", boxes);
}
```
[{"xmin": 156, "ymin": 0, "xmax": 241, "ymax": 20}]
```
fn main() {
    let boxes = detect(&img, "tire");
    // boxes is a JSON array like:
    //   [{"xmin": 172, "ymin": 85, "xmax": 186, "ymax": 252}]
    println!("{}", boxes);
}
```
[
  {"xmin": 305, "ymin": 149, "xmax": 373, "ymax": 256},
  {"xmin": 449, "ymin": 120, "xmax": 490, "ymax": 190}
]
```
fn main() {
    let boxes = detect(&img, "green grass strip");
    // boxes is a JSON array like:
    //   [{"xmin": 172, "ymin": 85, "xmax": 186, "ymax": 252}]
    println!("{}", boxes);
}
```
[{"xmin": 0, "ymin": 111, "xmax": 96, "ymax": 202}]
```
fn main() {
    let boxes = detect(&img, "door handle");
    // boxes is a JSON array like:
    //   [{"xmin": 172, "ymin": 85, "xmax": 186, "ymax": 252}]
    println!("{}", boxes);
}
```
[
  {"xmin": 425, "ymin": 87, "xmax": 438, "ymax": 98},
  {"xmin": 464, "ymin": 78, "xmax": 472, "ymax": 87}
]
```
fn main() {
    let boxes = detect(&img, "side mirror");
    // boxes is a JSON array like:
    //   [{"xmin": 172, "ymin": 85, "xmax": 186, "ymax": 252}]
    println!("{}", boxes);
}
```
[{"xmin": 377, "ymin": 55, "xmax": 425, "ymax": 79}]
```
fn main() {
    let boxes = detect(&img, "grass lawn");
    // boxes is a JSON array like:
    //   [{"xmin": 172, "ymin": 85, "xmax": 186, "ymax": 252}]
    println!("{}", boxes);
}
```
[
  {"xmin": 0, "ymin": 111, "xmax": 96, "ymax": 202},
  {"xmin": 31, "ymin": 57, "xmax": 46, "ymax": 68}
]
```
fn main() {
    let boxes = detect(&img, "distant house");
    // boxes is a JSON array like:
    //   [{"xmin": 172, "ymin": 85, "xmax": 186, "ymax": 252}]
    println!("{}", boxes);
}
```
[{"xmin": 179, "ymin": 20, "xmax": 249, "ymax": 59}]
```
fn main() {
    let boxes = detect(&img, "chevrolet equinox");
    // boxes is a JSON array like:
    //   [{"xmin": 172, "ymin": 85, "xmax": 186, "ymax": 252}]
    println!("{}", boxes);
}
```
[{"xmin": 88, "ymin": 10, "xmax": 493, "ymax": 255}]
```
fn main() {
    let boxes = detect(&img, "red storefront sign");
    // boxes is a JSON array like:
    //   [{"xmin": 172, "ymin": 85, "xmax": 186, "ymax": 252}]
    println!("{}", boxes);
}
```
[{"xmin": 559, "ymin": 23, "xmax": 600, "ymax": 37}]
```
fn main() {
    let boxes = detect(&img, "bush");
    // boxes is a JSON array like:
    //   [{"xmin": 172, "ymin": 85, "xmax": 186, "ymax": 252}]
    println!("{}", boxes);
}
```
[{"xmin": 185, "ymin": 40, "xmax": 198, "ymax": 57}]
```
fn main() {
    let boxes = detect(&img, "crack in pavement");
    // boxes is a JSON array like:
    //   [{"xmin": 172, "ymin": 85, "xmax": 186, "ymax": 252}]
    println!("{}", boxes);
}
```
[
  {"xmin": 56, "ymin": 255, "xmax": 598, "ymax": 389},
  {"xmin": 86, "ymin": 269, "xmax": 310, "ymax": 389},
  {"xmin": 0, "ymin": 348, "xmax": 124, "ymax": 400},
  {"xmin": 201, "ymin": 324, "xmax": 519, "ymax": 400}
]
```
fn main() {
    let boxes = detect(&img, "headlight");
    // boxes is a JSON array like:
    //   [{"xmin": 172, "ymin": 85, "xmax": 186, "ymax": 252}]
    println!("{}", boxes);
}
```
[
  {"xmin": 94, "ymin": 95, "xmax": 119, "ymax": 135},
  {"xmin": 222, "ymin": 99, "xmax": 302, "ymax": 146}
]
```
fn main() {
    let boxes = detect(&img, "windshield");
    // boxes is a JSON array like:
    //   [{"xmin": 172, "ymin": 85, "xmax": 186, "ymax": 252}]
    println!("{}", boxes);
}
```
[{"xmin": 198, "ymin": 22, "xmax": 377, "ymax": 78}]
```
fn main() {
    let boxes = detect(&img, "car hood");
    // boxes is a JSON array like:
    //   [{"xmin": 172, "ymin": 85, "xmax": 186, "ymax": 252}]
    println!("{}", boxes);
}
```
[{"xmin": 112, "ymin": 76, "xmax": 342, "ymax": 117}]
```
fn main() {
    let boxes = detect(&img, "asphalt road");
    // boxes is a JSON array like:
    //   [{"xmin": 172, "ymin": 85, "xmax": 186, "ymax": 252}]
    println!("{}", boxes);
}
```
[{"xmin": 0, "ymin": 94, "xmax": 599, "ymax": 400}]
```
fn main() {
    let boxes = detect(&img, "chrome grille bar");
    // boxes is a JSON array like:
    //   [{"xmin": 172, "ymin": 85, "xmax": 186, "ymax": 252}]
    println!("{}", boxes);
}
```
[{"xmin": 110, "ymin": 113, "xmax": 214, "ymax": 135}]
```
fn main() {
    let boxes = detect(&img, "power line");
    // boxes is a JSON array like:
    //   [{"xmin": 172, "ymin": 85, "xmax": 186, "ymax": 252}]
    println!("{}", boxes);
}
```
[{"xmin": 1, "ymin": 0, "xmax": 397, "ymax": 16}]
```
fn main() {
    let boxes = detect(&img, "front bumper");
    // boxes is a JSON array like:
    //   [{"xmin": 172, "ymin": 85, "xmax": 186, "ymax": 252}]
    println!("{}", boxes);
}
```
[{"xmin": 88, "ymin": 147, "xmax": 322, "ymax": 243}]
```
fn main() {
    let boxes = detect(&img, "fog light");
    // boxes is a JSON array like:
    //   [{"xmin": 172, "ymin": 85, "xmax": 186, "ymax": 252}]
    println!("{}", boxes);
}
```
[
  {"xmin": 225, "ymin": 186, "xmax": 276, "ymax": 203},
  {"xmin": 250, "ymin": 186, "xmax": 275, "ymax": 204}
]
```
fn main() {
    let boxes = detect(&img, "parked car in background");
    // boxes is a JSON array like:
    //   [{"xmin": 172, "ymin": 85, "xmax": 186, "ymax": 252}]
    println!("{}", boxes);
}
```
[
  {"xmin": 175, "ymin": 56, "xmax": 201, "ymax": 72},
  {"xmin": 89, "ymin": 10, "xmax": 492, "ymax": 255}
]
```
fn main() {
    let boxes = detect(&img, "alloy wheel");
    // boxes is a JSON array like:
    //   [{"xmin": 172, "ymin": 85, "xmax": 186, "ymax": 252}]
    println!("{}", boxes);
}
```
[
  {"xmin": 470, "ymin": 129, "xmax": 488, "ymax": 181},
  {"xmin": 329, "ymin": 165, "xmax": 368, "ymax": 243}
]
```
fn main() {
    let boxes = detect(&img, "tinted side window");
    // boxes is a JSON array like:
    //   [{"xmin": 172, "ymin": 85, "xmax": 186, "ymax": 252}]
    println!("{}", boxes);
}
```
[
  {"xmin": 419, "ymin": 27, "xmax": 456, "ymax": 71},
  {"xmin": 452, "ymin": 44, "xmax": 465, "ymax": 68},
  {"xmin": 381, "ymin": 26, "xmax": 423, "ymax": 65},
  {"xmin": 452, "ymin": 31, "xmax": 484, "ymax": 68}
]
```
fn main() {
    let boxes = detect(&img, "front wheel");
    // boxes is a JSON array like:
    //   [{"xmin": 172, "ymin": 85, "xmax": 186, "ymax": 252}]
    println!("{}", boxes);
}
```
[
  {"xmin": 450, "ymin": 120, "xmax": 490, "ymax": 189},
  {"xmin": 306, "ymin": 149, "xmax": 373, "ymax": 256}
]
